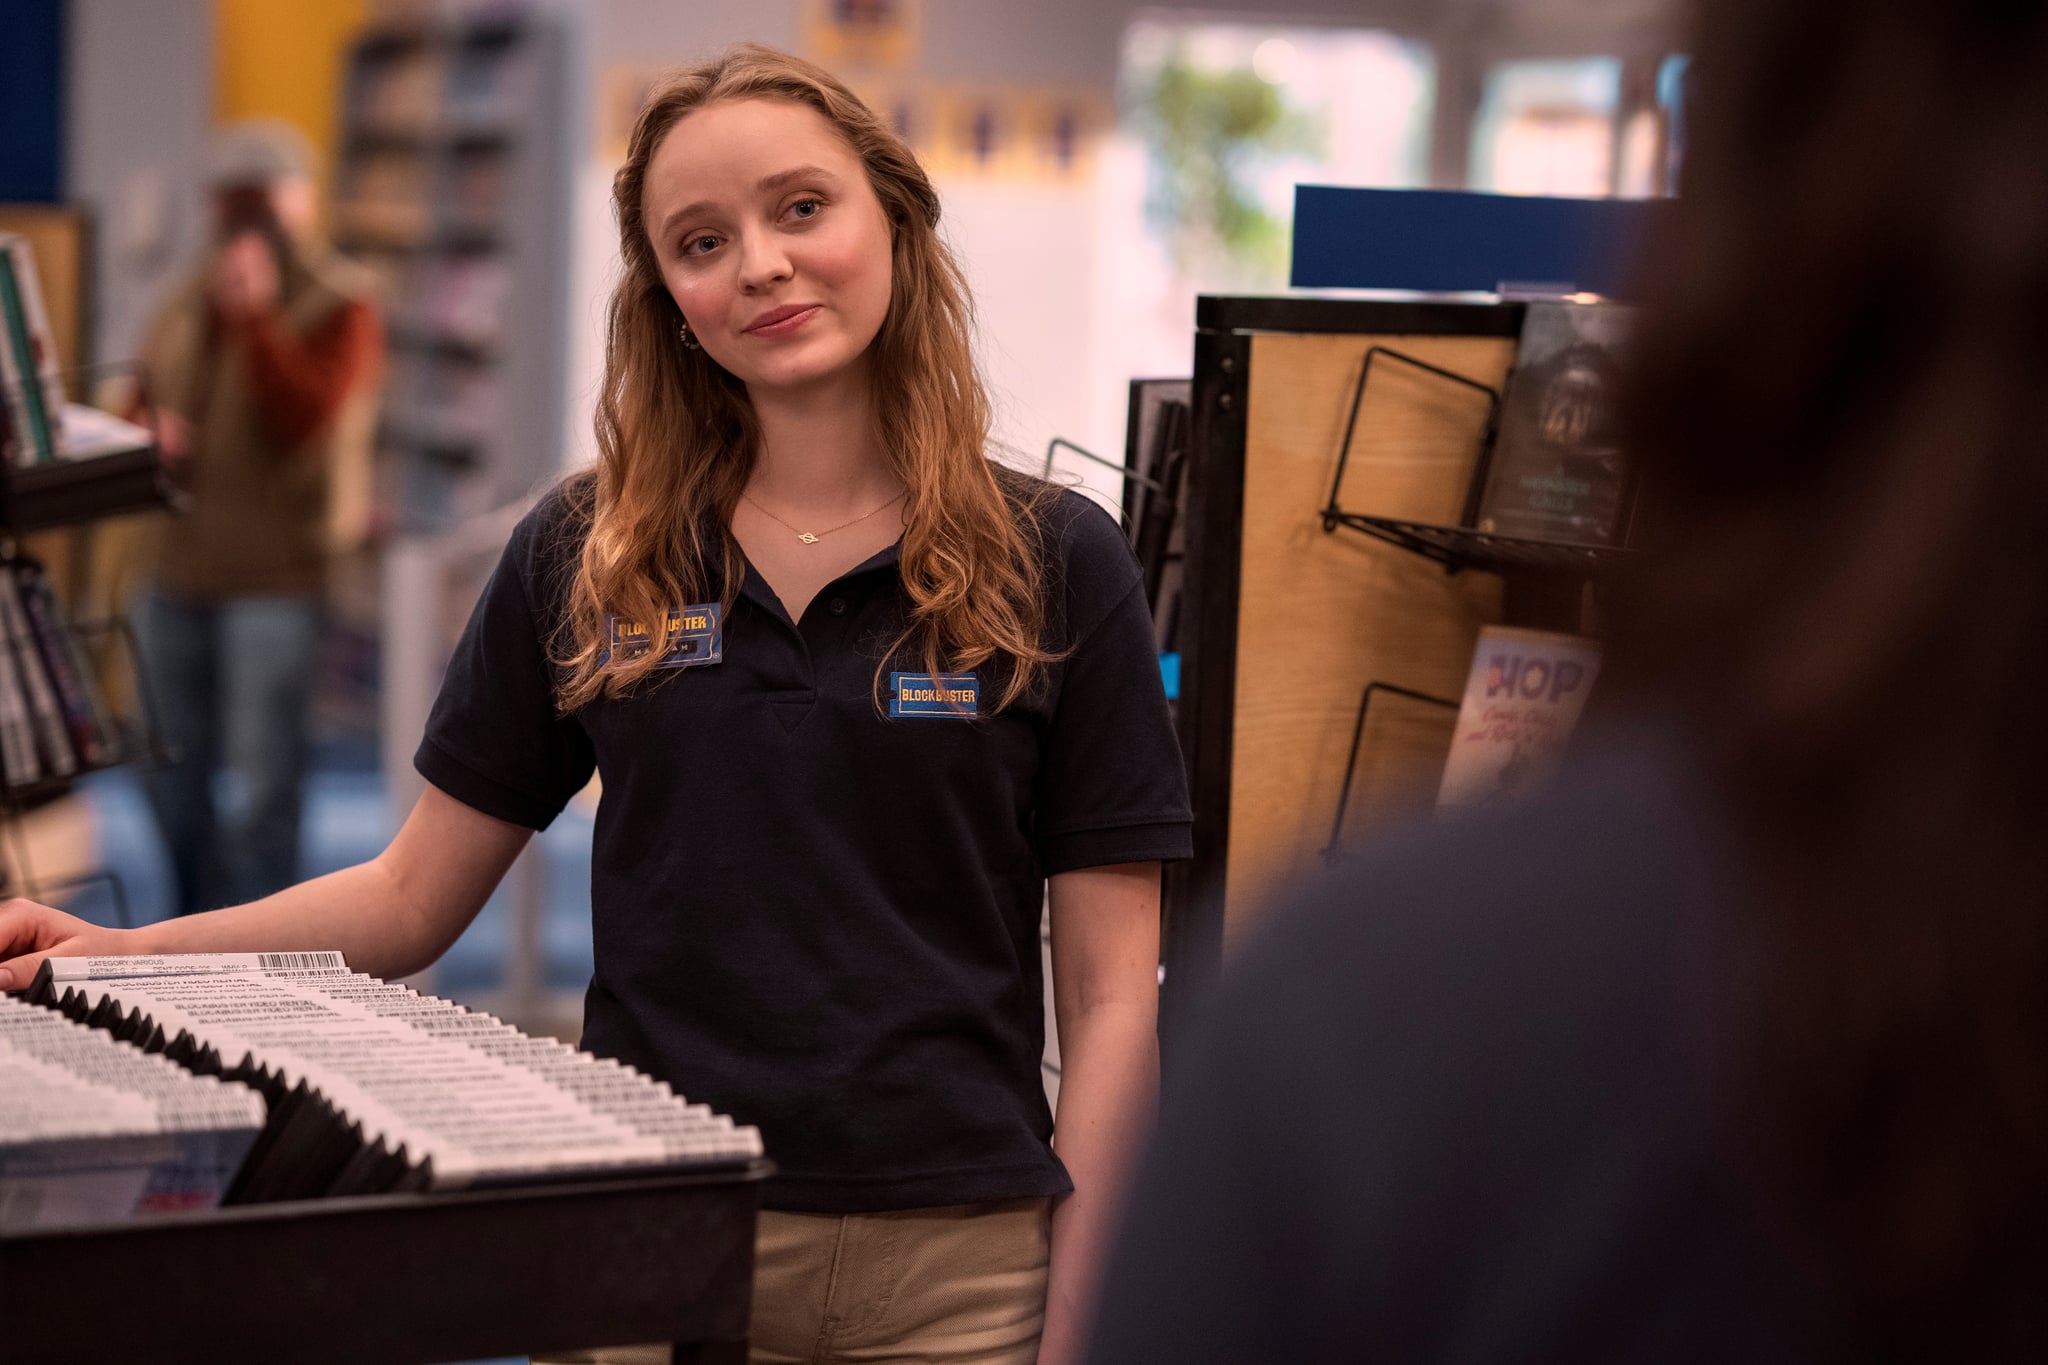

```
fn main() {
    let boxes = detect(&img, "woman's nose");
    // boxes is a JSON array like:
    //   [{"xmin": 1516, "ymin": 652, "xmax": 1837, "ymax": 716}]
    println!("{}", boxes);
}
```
[{"xmin": 735, "ymin": 229, "xmax": 793, "ymax": 291}]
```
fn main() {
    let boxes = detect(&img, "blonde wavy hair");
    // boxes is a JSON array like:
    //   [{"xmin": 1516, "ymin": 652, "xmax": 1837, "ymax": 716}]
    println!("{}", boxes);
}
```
[{"xmin": 556, "ymin": 44, "xmax": 1059, "ymax": 713}]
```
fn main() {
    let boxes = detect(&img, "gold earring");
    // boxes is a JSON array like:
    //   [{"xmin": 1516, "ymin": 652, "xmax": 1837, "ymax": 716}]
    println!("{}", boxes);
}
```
[{"xmin": 679, "ymin": 321, "xmax": 701, "ymax": 351}]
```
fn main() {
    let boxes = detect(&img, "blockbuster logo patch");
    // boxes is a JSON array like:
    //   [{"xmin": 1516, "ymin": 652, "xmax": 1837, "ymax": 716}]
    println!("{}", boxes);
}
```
[{"xmin": 891, "ymin": 672, "xmax": 979, "ymax": 718}]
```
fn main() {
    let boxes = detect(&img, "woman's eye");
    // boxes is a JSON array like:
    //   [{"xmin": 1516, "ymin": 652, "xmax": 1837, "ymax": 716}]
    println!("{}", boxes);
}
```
[
  {"xmin": 682, "ymin": 234, "xmax": 720, "ymax": 257},
  {"xmin": 787, "ymin": 197, "xmax": 823, "ymax": 221}
]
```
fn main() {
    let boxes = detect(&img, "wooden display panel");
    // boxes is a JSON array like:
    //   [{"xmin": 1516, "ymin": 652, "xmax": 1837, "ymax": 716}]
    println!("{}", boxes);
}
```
[{"xmin": 1222, "ymin": 331, "xmax": 1511, "ymax": 942}]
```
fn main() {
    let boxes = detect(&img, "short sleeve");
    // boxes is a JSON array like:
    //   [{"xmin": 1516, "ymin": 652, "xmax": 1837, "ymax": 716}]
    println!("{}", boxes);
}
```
[
  {"xmin": 414, "ymin": 496, "xmax": 596, "ymax": 829},
  {"xmin": 1034, "ymin": 499, "xmax": 1193, "ymax": 874}
]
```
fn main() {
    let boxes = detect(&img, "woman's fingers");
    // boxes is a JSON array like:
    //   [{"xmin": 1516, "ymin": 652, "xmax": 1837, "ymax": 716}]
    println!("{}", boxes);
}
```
[{"xmin": 0, "ymin": 899, "xmax": 100, "ymax": 992}]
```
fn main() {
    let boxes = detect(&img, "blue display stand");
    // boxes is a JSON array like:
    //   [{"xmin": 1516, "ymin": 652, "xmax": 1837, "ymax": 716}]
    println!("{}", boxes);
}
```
[{"xmin": 1289, "ymin": 185, "xmax": 1669, "ymax": 299}]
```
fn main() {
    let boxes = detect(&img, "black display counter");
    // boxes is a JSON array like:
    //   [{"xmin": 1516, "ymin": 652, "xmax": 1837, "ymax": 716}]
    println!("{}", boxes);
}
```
[{"xmin": 1, "ymin": 1160, "xmax": 771, "ymax": 1365}]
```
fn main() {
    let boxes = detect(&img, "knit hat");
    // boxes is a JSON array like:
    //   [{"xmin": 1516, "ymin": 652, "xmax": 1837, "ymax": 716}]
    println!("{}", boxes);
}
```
[{"xmin": 205, "ymin": 118, "xmax": 317, "ymax": 188}]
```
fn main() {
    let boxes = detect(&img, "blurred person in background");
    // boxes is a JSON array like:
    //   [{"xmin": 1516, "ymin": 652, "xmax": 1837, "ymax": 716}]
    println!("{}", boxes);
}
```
[
  {"xmin": 1083, "ymin": 0, "xmax": 2048, "ymax": 1359},
  {"xmin": 131, "ymin": 117, "xmax": 384, "ymax": 916}
]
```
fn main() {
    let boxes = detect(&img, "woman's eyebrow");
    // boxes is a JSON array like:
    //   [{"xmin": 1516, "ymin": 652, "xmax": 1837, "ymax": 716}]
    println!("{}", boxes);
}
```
[
  {"xmin": 757, "ymin": 164, "xmax": 840, "ymax": 194},
  {"xmin": 658, "ymin": 166, "xmax": 842, "ymax": 238}
]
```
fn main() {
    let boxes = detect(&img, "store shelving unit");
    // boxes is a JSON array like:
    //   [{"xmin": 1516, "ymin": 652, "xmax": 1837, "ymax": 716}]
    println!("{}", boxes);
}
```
[
  {"xmin": 332, "ymin": 0, "xmax": 572, "ymax": 535},
  {"xmin": 331, "ymin": 1, "xmax": 578, "ymax": 901},
  {"xmin": 0, "ymin": 429, "xmax": 170, "ymax": 921},
  {"xmin": 0, "ymin": 441, "xmax": 170, "ymax": 533},
  {"xmin": 1166, "ymin": 293, "xmax": 1630, "ymax": 1030}
]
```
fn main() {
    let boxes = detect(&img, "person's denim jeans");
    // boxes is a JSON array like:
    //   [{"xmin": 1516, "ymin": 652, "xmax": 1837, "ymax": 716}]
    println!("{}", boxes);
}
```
[{"xmin": 133, "ymin": 591, "xmax": 323, "ymax": 916}]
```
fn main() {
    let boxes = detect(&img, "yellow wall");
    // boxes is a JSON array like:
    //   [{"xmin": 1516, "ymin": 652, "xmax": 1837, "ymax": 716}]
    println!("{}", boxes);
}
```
[{"xmin": 213, "ymin": 0, "xmax": 368, "ymax": 185}]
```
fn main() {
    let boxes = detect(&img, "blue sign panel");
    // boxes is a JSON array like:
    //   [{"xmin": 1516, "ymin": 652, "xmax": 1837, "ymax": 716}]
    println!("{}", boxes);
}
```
[{"xmin": 1290, "ymin": 186, "xmax": 1670, "ymax": 299}]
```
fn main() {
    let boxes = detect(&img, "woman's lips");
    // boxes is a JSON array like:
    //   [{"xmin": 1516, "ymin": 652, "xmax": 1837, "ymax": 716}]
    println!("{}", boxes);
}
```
[{"xmin": 744, "ymin": 305, "xmax": 822, "ymax": 337}]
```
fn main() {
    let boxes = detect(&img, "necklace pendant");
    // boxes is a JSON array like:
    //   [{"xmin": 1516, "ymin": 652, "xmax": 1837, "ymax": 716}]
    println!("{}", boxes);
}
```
[{"xmin": 797, "ymin": 532, "xmax": 819, "ymax": 544}]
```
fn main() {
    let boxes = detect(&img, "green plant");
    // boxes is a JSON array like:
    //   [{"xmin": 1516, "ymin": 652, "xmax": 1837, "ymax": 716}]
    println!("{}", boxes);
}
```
[{"xmin": 1132, "ymin": 47, "xmax": 1322, "ymax": 282}]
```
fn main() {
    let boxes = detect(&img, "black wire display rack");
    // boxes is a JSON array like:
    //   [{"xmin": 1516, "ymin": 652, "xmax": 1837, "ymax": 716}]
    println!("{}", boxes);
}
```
[
  {"xmin": 1316, "ymin": 343, "xmax": 1636, "ymax": 578},
  {"xmin": 1320, "ymin": 680, "xmax": 1459, "ymax": 866},
  {"xmin": 0, "ymin": 613, "xmax": 171, "ymax": 926},
  {"xmin": 0, "ymin": 372, "xmax": 174, "ymax": 916},
  {"xmin": 1318, "ymin": 509, "xmax": 1634, "ymax": 576}
]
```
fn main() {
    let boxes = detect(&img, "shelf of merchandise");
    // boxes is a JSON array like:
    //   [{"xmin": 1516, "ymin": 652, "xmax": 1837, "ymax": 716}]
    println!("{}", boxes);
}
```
[
  {"xmin": 1319, "ymin": 509, "xmax": 1634, "ymax": 577},
  {"xmin": 0, "ymin": 441, "xmax": 172, "ymax": 825},
  {"xmin": 1, "ymin": 750, "xmax": 125, "ymax": 807},
  {"xmin": 0, "ymin": 454, "xmax": 171, "ymax": 900},
  {"xmin": 0, "ymin": 443, "xmax": 169, "ymax": 534},
  {"xmin": 1168, "ymin": 293, "xmax": 1631, "ymax": 1032},
  {"xmin": 326, "ymin": 0, "xmax": 575, "ymax": 795},
  {"xmin": 331, "ymin": 2, "xmax": 570, "ymax": 537}
]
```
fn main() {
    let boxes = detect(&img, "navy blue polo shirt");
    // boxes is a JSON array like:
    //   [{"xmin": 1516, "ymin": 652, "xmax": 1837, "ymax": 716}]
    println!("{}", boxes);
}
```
[{"xmin": 416, "ymin": 473, "xmax": 1193, "ymax": 1212}]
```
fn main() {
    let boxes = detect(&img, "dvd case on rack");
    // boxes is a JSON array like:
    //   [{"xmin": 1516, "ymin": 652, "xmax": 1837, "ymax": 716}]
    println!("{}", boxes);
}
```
[
  {"xmin": 1436, "ymin": 626, "xmax": 1602, "ymax": 812},
  {"xmin": 13, "ymin": 561, "xmax": 113, "ymax": 767},
  {"xmin": 0, "ymin": 572, "xmax": 77, "ymax": 780},
  {"xmin": 1472, "ymin": 302, "xmax": 1637, "ymax": 546},
  {"xmin": 0, "ymin": 621, "xmax": 43, "ymax": 789},
  {"xmin": 0, "ymin": 234, "xmax": 68, "ymax": 467}
]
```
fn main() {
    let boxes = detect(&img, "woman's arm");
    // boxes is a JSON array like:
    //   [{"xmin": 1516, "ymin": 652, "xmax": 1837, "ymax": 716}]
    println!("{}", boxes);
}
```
[
  {"xmin": 0, "ymin": 784, "xmax": 530, "ymax": 991},
  {"xmin": 1039, "ymin": 860, "xmax": 1163, "ymax": 1365}
]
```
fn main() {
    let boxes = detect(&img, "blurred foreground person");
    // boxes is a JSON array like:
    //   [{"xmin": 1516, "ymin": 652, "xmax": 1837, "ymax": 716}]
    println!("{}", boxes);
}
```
[
  {"xmin": 1085, "ymin": 0, "xmax": 2048, "ymax": 1360},
  {"xmin": 133, "ymin": 119, "xmax": 383, "ymax": 915}
]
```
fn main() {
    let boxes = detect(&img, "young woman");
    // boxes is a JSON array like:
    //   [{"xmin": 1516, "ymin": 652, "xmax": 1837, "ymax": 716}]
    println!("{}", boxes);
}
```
[{"xmin": 1, "ymin": 46, "xmax": 1189, "ymax": 1365}]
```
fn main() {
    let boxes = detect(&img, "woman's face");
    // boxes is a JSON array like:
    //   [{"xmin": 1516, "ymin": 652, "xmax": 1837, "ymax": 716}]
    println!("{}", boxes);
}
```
[{"xmin": 642, "ymin": 97, "xmax": 895, "ymax": 398}]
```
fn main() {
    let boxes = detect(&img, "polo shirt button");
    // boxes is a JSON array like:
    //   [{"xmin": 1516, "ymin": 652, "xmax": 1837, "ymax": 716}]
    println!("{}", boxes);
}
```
[{"xmin": 828, "ymin": 596, "xmax": 848, "ymax": 617}]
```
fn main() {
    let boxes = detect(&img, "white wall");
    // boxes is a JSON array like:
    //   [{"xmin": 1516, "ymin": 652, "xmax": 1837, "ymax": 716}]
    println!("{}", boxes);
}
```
[
  {"xmin": 65, "ymin": 0, "xmax": 214, "ymax": 374},
  {"xmin": 558, "ymin": 1, "xmax": 1678, "ymax": 485}
]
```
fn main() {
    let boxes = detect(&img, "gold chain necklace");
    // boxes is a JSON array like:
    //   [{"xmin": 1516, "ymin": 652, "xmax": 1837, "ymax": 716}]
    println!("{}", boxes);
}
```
[{"xmin": 741, "ymin": 488, "xmax": 906, "ymax": 545}]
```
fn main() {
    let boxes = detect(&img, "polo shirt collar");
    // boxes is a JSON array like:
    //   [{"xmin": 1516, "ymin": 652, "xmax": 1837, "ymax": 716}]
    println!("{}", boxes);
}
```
[
  {"xmin": 843, "ymin": 539, "xmax": 902, "ymax": 575},
  {"xmin": 732, "ymin": 534, "xmax": 905, "ymax": 628}
]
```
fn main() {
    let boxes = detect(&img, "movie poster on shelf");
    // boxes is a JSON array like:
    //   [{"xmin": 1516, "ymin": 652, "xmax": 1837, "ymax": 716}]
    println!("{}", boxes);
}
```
[
  {"xmin": 1013, "ymin": 89, "xmax": 1112, "ymax": 180},
  {"xmin": 802, "ymin": 0, "xmax": 922, "ymax": 71},
  {"xmin": 1473, "ymin": 301, "xmax": 1637, "ymax": 546},
  {"xmin": 921, "ymin": 87, "xmax": 1109, "ymax": 181},
  {"xmin": 1436, "ymin": 626, "xmax": 1602, "ymax": 812},
  {"xmin": 597, "ymin": 65, "xmax": 920, "ymax": 167},
  {"xmin": 922, "ymin": 86, "xmax": 1021, "ymax": 178},
  {"xmin": 843, "ymin": 76, "xmax": 924, "ymax": 148}
]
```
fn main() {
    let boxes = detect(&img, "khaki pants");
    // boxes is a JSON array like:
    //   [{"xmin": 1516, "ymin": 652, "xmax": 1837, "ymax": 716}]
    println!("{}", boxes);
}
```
[{"xmin": 538, "ymin": 1197, "xmax": 1050, "ymax": 1365}]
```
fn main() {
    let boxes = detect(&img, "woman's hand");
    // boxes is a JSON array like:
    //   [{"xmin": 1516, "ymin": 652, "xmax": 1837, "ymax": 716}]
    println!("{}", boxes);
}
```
[
  {"xmin": 153, "ymin": 407, "xmax": 194, "ymax": 469},
  {"xmin": 1, "ymin": 788, "xmax": 532, "ymax": 993},
  {"xmin": 211, "ymin": 231, "xmax": 280, "ymax": 321},
  {"xmin": 0, "ymin": 898, "xmax": 135, "ymax": 992}
]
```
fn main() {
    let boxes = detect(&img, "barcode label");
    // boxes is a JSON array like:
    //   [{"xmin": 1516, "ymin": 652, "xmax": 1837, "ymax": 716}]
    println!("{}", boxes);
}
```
[
  {"xmin": 256, "ymin": 953, "xmax": 348, "ymax": 973},
  {"xmin": 49, "ymin": 953, "xmax": 350, "ymax": 982}
]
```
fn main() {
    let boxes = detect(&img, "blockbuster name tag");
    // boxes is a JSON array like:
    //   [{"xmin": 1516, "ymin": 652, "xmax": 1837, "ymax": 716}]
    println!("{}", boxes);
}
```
[
  {"xmin": 602, "ymin": 602, "xmax": 722, "ymax": 668},
  {"xmin": 891, "ymin": 671, "xmax": 979, "ymax": 718}
]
